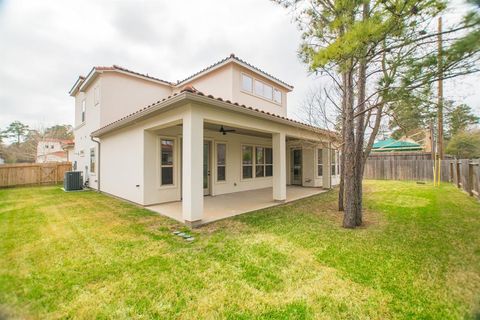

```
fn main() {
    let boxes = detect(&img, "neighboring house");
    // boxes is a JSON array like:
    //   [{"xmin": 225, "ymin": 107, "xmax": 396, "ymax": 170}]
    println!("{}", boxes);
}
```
[
  {"xmin": 36, "ymin": 139, "xmax": 74, "ymax": 163},
  {"xmin": 371, "ymin": 138, "xmax": 423, "ymax": 153},
  {"xmin": 62, "ymin": 141, "xmax": 75, "ymax": 162},
  {"xmin": 69, "ymin": 54, "xmax": 340, "ymax": 225}
]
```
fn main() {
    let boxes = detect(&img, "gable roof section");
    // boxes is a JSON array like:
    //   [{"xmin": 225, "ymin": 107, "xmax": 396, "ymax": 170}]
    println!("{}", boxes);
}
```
[
  {"xmin": 69, "ymin": 65, "xmax": 174, "ymax": 96},
  {"xmin": 70, "ymin": 54, "xmax": 294, "ymax": 97},
  {"xmin": 91, "ymin": 86, "xmax": 336, "ymax": 138},
  {"xmin": 175, "ymin": 54, "xmax": 294, "ymax": 91}
]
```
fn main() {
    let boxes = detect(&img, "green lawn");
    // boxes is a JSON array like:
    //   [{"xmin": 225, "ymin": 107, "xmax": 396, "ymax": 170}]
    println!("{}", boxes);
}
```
[{"xmin": 0, "ymin": 181, "xmax": 479, "ymax": 319}]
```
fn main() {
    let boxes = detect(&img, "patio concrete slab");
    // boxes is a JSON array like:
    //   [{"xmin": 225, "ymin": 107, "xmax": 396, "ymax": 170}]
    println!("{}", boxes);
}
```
[{"xmin": 146, "ymin": 186, "xmax": 327, "ymax": 224}]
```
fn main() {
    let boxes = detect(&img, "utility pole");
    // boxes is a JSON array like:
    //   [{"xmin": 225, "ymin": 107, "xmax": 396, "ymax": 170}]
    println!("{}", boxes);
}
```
[{"xmin": 437, "ymin": 16, "xmax": 444, "ymax": 160}]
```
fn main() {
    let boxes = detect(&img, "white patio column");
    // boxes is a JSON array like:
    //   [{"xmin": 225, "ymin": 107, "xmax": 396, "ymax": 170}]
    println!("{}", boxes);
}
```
[
  {"xmin": 182, "ymin": 107, "xmax": 204, "ymax": 225},
  {"xmin": 273, "ymin": 132, "xmax": 287, "ymax": 202},
  {"xmin": 323, "ymin": 146, "xmax": 332, "ymax": 189}
]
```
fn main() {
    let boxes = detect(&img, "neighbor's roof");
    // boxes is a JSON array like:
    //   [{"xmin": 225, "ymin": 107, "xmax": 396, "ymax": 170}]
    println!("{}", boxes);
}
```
[
  {"xmin": 176, "ymin": 54, "xmax": 293, "ymax": 90},
  {"xmin": 91, "ymin": 85, "xmax": 336, "ymax": 138},
  {"xmin": 69, "ymin": 54, "xmax": 293, "ymax": 96},
  {"xmin": 372, "ymin": 138, "xmax": 422, "ymax": 151}
]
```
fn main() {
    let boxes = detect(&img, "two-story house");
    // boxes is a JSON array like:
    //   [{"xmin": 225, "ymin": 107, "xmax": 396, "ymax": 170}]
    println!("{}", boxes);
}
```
[
  {"xmin": 36, "ymin": 138, "xmax": 73, "ymax": 163},
  {"xmin": 69, "ymin": 54, "xmax": 340, "ymax": 226}
]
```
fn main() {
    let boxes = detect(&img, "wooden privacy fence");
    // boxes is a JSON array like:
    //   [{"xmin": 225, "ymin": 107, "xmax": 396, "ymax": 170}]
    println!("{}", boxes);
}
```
[
  {"xmin": 364, "ymin": 158, "xmax": 480, "ymax": 199},
  {"xmin": 0, "ymin": 162, "xmax": 72, "ymax": 188}
]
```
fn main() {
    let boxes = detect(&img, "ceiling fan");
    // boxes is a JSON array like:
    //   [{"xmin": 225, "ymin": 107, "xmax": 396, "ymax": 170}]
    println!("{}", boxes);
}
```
[{"xmin": 219, "ymin": 125, "xmax": 236, "ymax": 135}]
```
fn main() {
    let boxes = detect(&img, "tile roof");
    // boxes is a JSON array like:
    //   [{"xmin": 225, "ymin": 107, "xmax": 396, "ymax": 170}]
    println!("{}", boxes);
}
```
[
  {"xmin": 108, "ymin": 65, "xmax": 174, "ymax": 85},
  {"xmin": 92, "ymin": 85, "xmax": 337, "ymax": 138},
  {"xmin": 71, "ymin": 54, "xmax": 293, "ymax": 96},
  {"xmin": 176, "ymin": 54, "xmax": 294, "ymax": 89}
]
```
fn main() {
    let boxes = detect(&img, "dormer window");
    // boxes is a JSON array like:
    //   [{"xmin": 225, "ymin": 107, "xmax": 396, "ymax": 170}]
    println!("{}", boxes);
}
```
[
  {"xmin": 274, "ymin": 89, "xmax": 282, "ymax": 103},
  {"xmin": 242, "ymin": 73, "xmax": 282, "ymax": 105},
  {"xmin": 242, "ymin": 74, "xmax": 253, "ymax": 92}
]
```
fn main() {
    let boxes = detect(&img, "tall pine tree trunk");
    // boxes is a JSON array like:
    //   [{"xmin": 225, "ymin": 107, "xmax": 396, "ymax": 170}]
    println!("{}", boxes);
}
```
[
  {"xmin": 338, "ymin": 72, "xmax": 347, "ymax": 212},
  {"xmin": 353, "ymin": 0, "xmax": 370, "ymax": 227},
  {"xmin": 342, "ymin": 67, "xmax": 356, "ymax": 228}
]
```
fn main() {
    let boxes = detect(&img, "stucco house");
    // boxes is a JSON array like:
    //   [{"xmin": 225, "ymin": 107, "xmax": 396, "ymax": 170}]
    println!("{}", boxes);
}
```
[
  {"xmin": 36, "ymin": 138, "xmax": 73, "ymax": 163},
  {"xmin": 69, "ymin": 54, "xmax": 340, "ymax": 226}
]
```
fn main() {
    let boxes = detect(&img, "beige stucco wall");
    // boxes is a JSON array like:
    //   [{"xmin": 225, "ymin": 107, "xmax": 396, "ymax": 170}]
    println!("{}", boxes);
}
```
[
  {"xmin": 175, "ymin": 64, "xmax": 234, "ymax": 101},
  {"xmin": 177, "ymin": 62, "xmax": 289, "ymax": 117},
  {"xmin": 99, "ymin": 72, "xmax": 173, "ymax": 126},
  {"xmin": 232, "ymin": 64, "xmax": 288, "ymax": 117},
  {"xmin": 100, "ymin": 126, "xmax": 144, "ymax": 204},
  {"xmin": 73, "ymin": 77, "xmax": 102, "ymax": 189}
]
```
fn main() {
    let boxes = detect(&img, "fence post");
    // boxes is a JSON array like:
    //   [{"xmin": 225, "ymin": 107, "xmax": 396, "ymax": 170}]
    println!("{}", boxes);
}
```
[
  {"xmin": 468, "ymin": 161, "xmax": 474, "ymax": 197},
  {"xmin": 449, "ymin": 162, "xmax": 454, "ymax": 183},
  {"xmin": 456, "ymin": 160, "xmax": 461, "ymax": 188}
]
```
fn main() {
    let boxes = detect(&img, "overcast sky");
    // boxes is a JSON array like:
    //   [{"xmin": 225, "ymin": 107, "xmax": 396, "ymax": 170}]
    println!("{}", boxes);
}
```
[{"xmin": 0, "ymin": 0, "xmax": 478, "ymax": 131}]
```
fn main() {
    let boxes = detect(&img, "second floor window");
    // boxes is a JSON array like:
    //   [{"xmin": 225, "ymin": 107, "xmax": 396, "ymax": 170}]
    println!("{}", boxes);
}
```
[
  {"xmin": 254, "ymin": 80, "xmax": 273, "ymax": 100},
  {"xmin": 242, "ymin": 73, "xmax": 282, "ymax": 105},
  {"xmin": 242, "ymin": 74, "xmax": 252, "ymax": 92},
  {"xmin": 274, "ymin": 89, "xmax": 282, "ymax": 103},
  {"xmin": 81, "ymin": 100, "xmax": 86, "ymax": 123}
]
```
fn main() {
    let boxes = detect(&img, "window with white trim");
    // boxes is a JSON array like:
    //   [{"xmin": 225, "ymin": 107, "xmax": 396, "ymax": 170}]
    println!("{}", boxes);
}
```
[
  {"xmin": 254, "ymin": 80, "xmax": 273, "ymax": 100},
  {"xmin": 81, "ymin": 100, "xmax": 86, "ymax": 123},
  {"xmin": 216, "ymin": 143, "xmax": 226, "ymax": 181},
  {"xmin": 273, "ymin": 89, "xmax": 282, "ymax": 103},
  {"xmin": 242, "ymin": 145, "xmax": 273, "ymax": 179},
  {"xmin": 331, "ymin": 149, "xmax": 339, "ymax": 176},
  {"xmin": 242, "ymin": 74, "xmax": 253, "ymax": 92},
  {"xmin": 89, "ymin": 147, "xmax": 96, "ymax": 174},
  {"xmin": 255, "ymin": 147, "xmax": 273, "ymax": 177},
  {"xmin": 242, "ymin": 146, "xmax": 253, "ymax": 179},
  {"xmin": 317, "ymin": 148, "xmax": 323, "ymax": 177},
  {"xmin": 160, "ymin": 139, "xmax": 174, "ymax": 185}
]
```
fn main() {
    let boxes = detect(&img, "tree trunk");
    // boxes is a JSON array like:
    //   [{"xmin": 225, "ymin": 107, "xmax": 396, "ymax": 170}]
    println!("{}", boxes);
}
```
[
  {"xmin": 342, "ymin": 67, "xmax": 356, "ymax": 229},
  {"xmin": 352, "ymin": 0, "xmax": 370, "ymax": 227},
  {"xmin": 338, "ymin": 72, "xmax": 347, "ymax": 212}
]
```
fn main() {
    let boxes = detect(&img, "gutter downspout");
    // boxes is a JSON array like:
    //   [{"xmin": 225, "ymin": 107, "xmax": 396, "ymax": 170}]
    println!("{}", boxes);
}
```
[{"xmin": 90, "ymin": 136, "xmax": 101, "ymax": 192}]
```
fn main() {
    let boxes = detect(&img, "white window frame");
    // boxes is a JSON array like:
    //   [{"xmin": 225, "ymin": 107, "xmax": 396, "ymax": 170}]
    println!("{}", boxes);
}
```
[
  {"xmin": 215, "ymin": 142, "xmax": 227, "ymax": 183},
  {"xmin": 317, "ymin": 148, "xmax": 323, "ymax": 177},
  {"xmin": 273, "ymin": 88, "xmax": 282, "ymax": 104},
  {"xmin": 241, "ymin": 144, "xmax": 273, "ymax": 180},
  {"xmin": 241, "ymin": 145, "xmax": 254, "ymax": 180},
  {"xmin": 241, "ymin": 74, "xmax": 253, "ymax": 93},
  {"xmin": 240, "ymin": 73, "xmax": 282, "ymax": 106},
  {"xmin": 89, "ymin": 147, "xmax": 96, "ymax": 174},
  {"xmin": 331, "ymin": 149, "xmax": 339, "ymax": 176},
  {"xmin": 159, "ymin": 137, "xmax": 176, "ymax": 187}
]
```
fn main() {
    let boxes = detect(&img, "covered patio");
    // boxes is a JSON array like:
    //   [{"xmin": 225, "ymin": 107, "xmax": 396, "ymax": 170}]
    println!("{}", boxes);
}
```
[{"xmin": 146, "ymin": 186, "xmax": 327, "ymax": 225}]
